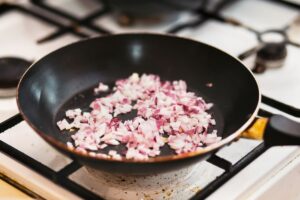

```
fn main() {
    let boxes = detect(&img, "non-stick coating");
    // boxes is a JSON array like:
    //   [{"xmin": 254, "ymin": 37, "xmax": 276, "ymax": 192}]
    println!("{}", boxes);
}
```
[{"xmin": 17, "ymin": 34, "xmax": 259, "ymax": 174}]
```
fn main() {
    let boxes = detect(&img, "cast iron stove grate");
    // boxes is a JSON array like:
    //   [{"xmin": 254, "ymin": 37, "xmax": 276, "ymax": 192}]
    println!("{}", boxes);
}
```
[{"xmin": 0, "ymin": 110, "xmax": 269, "ymax": 200}]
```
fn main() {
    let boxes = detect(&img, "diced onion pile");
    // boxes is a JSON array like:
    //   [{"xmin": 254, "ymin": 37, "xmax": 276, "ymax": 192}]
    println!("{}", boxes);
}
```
[{"xmin": 57, "ymin": 73, "xmax": 221, "ymax": 160}]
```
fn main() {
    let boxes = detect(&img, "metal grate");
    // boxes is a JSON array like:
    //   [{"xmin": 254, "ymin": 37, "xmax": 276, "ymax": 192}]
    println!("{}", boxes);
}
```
[{"xmin": 0, "ymin": 111, "xmax": 268, "ymax": 200}]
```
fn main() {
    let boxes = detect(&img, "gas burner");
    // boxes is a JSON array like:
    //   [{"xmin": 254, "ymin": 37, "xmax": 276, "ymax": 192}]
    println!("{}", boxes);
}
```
[
  {"xmin": 0, "ymin": 57, "xmax": 31, "ymax": 97},
  {"xmin": 86, "ymin": 165, "xmax": 194, "ymax": 188},
  {"xmin": 84, "ymin": 166, "xmax": 194, "ymax": 199},
  {"xmin": 253, "ymin": 30, "xmax": 287, "ymax": 73},
  {"xmin": 78, "ymin": 162, "xmax": 215, "ymax": 200}
]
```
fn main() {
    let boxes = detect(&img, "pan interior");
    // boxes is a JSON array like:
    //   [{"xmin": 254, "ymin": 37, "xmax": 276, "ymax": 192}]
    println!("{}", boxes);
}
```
[
  {"xmin": 18, "ymin": 34, "xmax": 259, "ymax": 158},
  {"xmin": 54, "ymin": 82, "xmax": 224, "ymax": 156}
]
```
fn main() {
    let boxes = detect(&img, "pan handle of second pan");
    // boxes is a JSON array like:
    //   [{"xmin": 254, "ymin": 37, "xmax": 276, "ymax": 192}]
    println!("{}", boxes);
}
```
[{"xmin": 241, "ymin": 115, "xmax": 300, "ymax": 146}]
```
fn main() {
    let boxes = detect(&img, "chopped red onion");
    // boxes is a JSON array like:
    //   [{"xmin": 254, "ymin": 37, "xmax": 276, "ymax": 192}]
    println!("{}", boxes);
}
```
[{"xmin": 57, "ymin": 73, "xmax": 220, "ymax": 160}]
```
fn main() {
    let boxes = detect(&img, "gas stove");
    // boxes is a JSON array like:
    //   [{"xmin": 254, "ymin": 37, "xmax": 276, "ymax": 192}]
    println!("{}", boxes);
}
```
[{"xmin": 0, "ymin": 0, "xmax": 300, "ymax": 199}]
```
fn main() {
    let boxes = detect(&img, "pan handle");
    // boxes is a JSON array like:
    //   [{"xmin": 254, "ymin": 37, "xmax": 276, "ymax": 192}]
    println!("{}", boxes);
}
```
[{"xmin": 241, "ymin": 115, "xmax": 300, "ymax": 146}]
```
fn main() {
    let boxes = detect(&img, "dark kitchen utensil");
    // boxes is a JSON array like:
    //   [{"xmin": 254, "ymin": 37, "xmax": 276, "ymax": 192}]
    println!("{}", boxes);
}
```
[
  {"xmin": 0, "ymin": 57, "xmax": 31, "ymax": 97},
  {"xmin": 105, "ymin": 0, "xmax": 209, "ymax": 25},
  {"xmin": 106, "ymin": 0, "xmax": 202, "ymax": 17},
  {"xmin": 17, "ymin": 33, "xmax": 300, "ymax": 175}
]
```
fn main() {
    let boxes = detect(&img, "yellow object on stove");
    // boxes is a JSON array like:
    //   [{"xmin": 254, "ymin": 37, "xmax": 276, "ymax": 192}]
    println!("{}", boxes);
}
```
[
  {"xmin": 0, "ymin": 179, "xmax": 32, "ymax": 200},
  {"xmin": 241, "ymin": 118, "xmax": 268, "ymax": 140}
]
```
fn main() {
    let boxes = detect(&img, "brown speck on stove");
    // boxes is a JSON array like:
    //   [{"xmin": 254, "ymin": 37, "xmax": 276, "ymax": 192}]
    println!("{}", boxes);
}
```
[
  {"xmin": 143, "ymin": 193, "xmax": 154, "ymax": 200},
  {"xmin": 166, "ymin": 190, "xmax": 172, "ymax": 197},
  {"xmin": 191, "ymin": 186, "xmax": 201, "ymax": 193}
]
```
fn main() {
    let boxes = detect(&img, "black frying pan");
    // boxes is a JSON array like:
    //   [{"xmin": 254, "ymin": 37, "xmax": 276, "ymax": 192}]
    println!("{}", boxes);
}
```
[{"xmin": 17, "ymin": 33, "xmax": 300, "ymax": 175}]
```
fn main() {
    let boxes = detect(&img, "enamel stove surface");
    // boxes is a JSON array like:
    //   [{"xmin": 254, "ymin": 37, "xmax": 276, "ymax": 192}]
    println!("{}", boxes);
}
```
[{"xmin": 0, "ymin": 0, "xmax": 300, "ymax": 200}]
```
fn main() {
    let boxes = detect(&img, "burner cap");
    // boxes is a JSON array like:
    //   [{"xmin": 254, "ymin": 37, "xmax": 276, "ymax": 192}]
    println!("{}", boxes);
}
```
[
  {"xmin": 0, "ymin": 57, "xmax": 31, "ymax": 97},
  {"xmin": 258, "ymin": 30, "xmax": 287, "ymax": 60},
  {"xmin": 257, "ymin": 42, "xmax": 287, "ymax": 61},
  {"xmin": 259, "ymin": 30, "xmax": 286, "ymax": 44},
  {"xmin": 254, "ymin": 30, "xmax": 288, "ymax": 72}
]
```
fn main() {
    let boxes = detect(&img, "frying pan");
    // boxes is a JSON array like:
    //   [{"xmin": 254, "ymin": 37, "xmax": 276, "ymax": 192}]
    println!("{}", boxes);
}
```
[{"xmin": 17, "ymin": 33, "xmax": 300, "ymax": 175}]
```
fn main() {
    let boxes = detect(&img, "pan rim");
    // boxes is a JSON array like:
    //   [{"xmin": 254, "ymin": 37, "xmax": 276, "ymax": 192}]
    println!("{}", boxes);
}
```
[{"xmin": 17, "ymin": 32, "xmax": 261, "ymax": 163}]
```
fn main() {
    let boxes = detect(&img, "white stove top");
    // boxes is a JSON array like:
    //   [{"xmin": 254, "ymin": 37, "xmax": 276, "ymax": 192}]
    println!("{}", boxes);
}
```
[
  {"xmin": 221, "ymin": 0, "xmax": 299, "ymax": 31},
  {"xmin": 0, "ymin": 0, "xmax": 300, "ymax": 199},
  {"xmin": 178, "ymin": 19, "xmax": 258, "ymax": 56}
]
